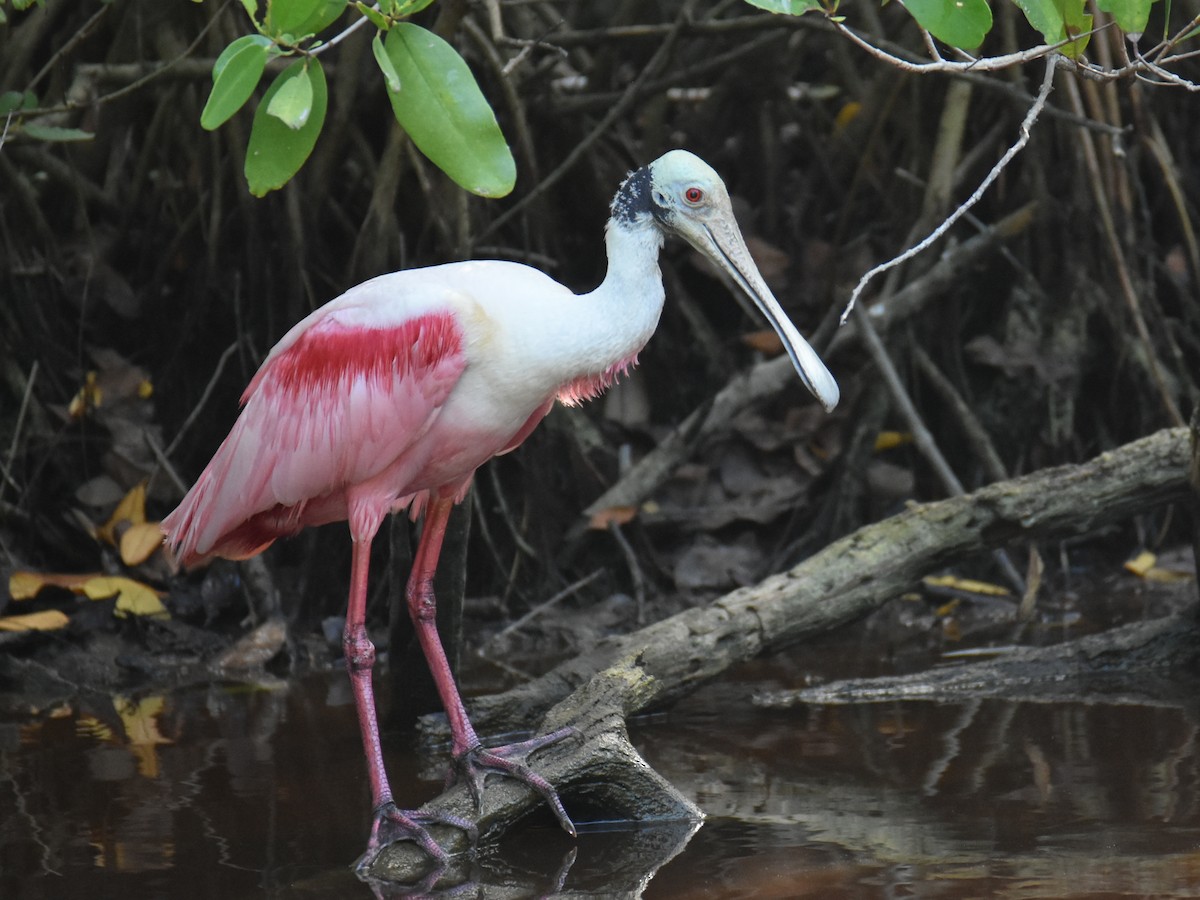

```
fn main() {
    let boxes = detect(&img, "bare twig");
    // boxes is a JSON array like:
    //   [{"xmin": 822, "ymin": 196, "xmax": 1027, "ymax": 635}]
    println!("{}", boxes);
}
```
[
  {"xmin": 911, "ymin": 346, "xmax": 1008, "ymax": 483},
  {"xmin": 851, "ymin": 307, "xmax": 962, "ymax": 495},
  {"xmin": 0, "ymin": 361, "xmax": 38, "ymax": 498},
  {"xmin": 482, "ymin": 568, "xmax": 604, "ymax": 647},
  {"xmin": 608, "ymin": 521, "xmax": 647, "ymax": 625},
  {"xmin": 161, "ymin": 340, "xmax": 241, "ymax": 462},
  {"xmin": 841, "ymin": 56, "xmax": 1055, "ymax": 323}
]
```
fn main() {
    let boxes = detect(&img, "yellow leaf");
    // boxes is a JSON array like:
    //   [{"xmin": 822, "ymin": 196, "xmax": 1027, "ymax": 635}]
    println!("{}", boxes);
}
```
[
  {"xmin": 8, "ymin": 570, "xmax": 45, "ymax": 600},
  {"xmin": 834, "ymin": 100, "xmax": 863, "ymax": 136},
  {"xmin": 137, "ymin": 379, "xmax": 154, "ymax": 400},
  {"xmin": 76, "ymin": 716, "xmax": 115, "ymax": 742},
  {"xmin": 68, "ymin": 370, "xmax": 103, "ymax": 419},
  {"xmin": 935, "ymin": 598, "xmax": 961, "ymax": 617},
  {"xmin": 83, "ymin": 576, "xmax": 169, "ymax": 619},
  {"xmin": 923, "ymin": 574, "xmax": 1012, "ymax": 597},
  {"xmin": 98, "ymin": 481, "xmax": 148, "ymax": 546},
  {"xmin": 9, "ymin": 570, "xmax": 97, "ymax": 600},
  {"xmin": 1143, "ymin": 566, "xmax": 1193, "ymax": 584},
  {"xmin": 0, "ymin": 610, "xmax": 70, "ymax": 631},
  {"xmin": 874, "ymin": 431, "xmax": 913, "ymax": 452},
  {"xmin": 120, "ymin": 521, "xmax": 165, "ymax": 566},
  {"xmin": 1123, "ymin": 551, "xmax": 1156, "ymax": 577}
]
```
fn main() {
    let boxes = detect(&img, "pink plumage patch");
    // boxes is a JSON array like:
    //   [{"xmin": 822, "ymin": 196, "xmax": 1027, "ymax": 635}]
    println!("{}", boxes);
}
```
[
  {"xmin": 163, "ymin": 310, "xmax": 468, "ymax": 566},
  {"xmin": 557, "ymin": 354, "xmax": 639, "ymax": 407},
  {"xmin": 251, "ymin": 312, "xmax": 463, "ymax": 401}
]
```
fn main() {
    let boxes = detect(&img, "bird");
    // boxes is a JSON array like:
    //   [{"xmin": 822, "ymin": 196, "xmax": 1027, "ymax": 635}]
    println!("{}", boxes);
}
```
[{"xmin": 161, "ymin": 149, "xmax": 839, "ymax": 869}]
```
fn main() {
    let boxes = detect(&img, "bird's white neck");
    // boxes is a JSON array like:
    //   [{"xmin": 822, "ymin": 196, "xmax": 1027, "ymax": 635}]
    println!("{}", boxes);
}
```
[
  {"xmin": 584, "ymin": 216, "xmax": 667, "ymax": 348},
  {"xmin": 593, "ymin": 215, "xmax": 666, "ymax": 301},
  {"xmin": 549, "ymin": 217, "xmax": 666, "ymax": 404}
]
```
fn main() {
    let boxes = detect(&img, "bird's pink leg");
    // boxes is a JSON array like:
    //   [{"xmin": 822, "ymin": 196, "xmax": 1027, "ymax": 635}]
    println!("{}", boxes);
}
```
[
  {"xmin": 409, "ymin": 496, "xmax": 577, "ymax": 836},
  {"xmin": 344, "ymin": 537, "xmax": 470, "ymax": 870}
]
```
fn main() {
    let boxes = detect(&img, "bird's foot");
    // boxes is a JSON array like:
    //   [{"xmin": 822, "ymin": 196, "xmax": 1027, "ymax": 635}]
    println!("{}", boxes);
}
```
[
  {"xmin": 354, "ymin": 801, "xmax": 477, "ymax": 875},
  {"xmin": 450, "ymin": 727, "xmax": 579, "ymax": 837}
]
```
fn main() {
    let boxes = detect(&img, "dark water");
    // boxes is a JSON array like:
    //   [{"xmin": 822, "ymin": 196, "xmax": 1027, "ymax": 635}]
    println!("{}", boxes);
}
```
[{"xmin": 4, "ymin": 638, "xmax": 1200, "ymax": 898}]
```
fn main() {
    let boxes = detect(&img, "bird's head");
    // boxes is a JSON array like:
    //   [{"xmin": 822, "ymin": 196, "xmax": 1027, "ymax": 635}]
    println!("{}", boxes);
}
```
[{"xmin": 614, "ymin": 149, "xmax": 839, "ymax": 412}]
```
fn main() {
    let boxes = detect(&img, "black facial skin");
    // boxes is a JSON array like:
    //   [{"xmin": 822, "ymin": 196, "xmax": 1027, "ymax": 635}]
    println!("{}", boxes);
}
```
[{"xmin": 611, "ymin": 165, "xmax": 668, "ymax": 226}]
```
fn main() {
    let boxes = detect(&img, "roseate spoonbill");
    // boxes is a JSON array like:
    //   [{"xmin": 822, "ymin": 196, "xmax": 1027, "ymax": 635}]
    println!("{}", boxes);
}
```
[{"xmin": 162, "ymin": 149, "xmax": 838, "ymax": 868}]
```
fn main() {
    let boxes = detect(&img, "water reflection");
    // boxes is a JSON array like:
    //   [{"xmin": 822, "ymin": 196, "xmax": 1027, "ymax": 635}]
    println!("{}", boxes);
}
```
[
  {"xmin": 641, "ymin": 680, "xmax": 1200, "ymax": 898},
  {"xmin": 3, "ymin": 658, "xmax": 1200, "ymax": 897}
]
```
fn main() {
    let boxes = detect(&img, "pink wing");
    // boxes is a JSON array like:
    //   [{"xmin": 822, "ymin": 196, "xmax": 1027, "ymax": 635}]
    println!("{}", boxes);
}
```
[{"xmin": 163, "ymin": 306, "xmax": 467, "ymax": 566}]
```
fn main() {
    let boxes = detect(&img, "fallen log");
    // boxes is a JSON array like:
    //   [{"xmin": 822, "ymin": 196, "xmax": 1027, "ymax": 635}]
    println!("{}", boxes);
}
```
[
  {"xmin": 756, "ymin": 613, "xmax": 1200, "ymax": 710},
  {"xmin": 369, "ymin": 426, "xmax": 1192, "ymax": 880},
  {"xmin": 466, "ymin": 426, "xmax": 1191, "ymax": 733}
]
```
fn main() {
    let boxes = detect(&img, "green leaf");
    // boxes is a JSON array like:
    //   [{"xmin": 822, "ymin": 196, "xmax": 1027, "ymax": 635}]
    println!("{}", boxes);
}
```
[
  {"xmin": 372, "ymin": 32, "xmax": 401, "ymax": 91},
  {"xmin": 22, "ymin": 122, "xmax": 94, "ymax": 142},
  {"xmin": 265, "ymin": 0, "xmax": 343, "ymax": 37},
  {"xmin": 245, "ymin": 59, "xmax": 328, "ymax": 196},
  {"xmin": 383, "ymin": 23, "xmax": 515, "ymax": 197},
  {"xmin": 1013, "ymin": 0, "xmax": 1093, "ymax": 56},
  {"xmin": 213, "ymin": 34, "xmax": 274, "ymax": 81},
  {"xmin": 392, "ymin": 0, "xmax": 438, "ymax": 15},
  {"xmin": 1095, "ymin": 0, "xmax": 1152, "ymax": 33},
  {"xmin": 288, "ymin": 0, "xmax": 347, "ymax": 36},
  {"xmin": 0, "ymin": 91, "xmax": 40, "ymax": 118},
  {"xmin": 202, "ymin": 40, "xmax": 271, "ymax": 130},
  {"xmin": 0, "ymin": 92, "xmax": 25, "ymax": 116},
  {"xmin": 240, "ymin": 0, "xmax": 258, "ymax": 21},
  {"xmin": 742, "ymin": 0, "xmax": 825, "ymax": 13},
  {"xmin": 266, "ymin": 61, "xmax": 314, "ymax": 128},
  {"xmin": 357, "ymin": 1, "xmax": 390, "ymax": 30},
  {"xmin": 900, "ymin": 0, "xmax": 992, "ymax": 48}
]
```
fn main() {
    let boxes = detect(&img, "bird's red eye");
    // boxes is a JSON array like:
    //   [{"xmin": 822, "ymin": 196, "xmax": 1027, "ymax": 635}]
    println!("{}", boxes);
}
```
[{"xmin": 684, "ymin": 187, "xmax": 704, "ymax": 204}]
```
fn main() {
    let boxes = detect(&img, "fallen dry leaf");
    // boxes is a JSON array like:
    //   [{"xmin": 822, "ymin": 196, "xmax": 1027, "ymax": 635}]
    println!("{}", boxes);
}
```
[
  {"xmin": 588, "ymin": 505, "xmax": 639, "ymax": 530},
  {"xmin": 874, "ymin": 431, "xmax": 914, "ymax": 452},
  {"xmin": 924, "ymin": 574, "xmax": 1012, "ymax": 597},
  {"xmin": 0, "ymin": 610, "xmax": 71, "ymax": 632},
  {"xmin": 84, "ymin": 576, "xmax": 168, "ymax": 619},
  {"xmin": 834, "ymin": 100, "xmax": 863, "ymax": 135},
  {"xmin": 1123, "ymin": 550, "xmax": 1156, "ymax": 577},
  {"xmin": 1123, "ymin": 550, "xmax": 1194, "ymax": 583},
  {"xmin": 98, "ymin": 481, "xmax": 148, "ymax": 546},
  {"xmin": 119, "ymin": 521, "xmax": 165, "ymax": 566},
  {"xmin": 9, "ymin": 570, "xmax": 96, "ymax": 599},
  {"xmin": 67, "ymin": 371, "xmax": 103, "ymax": 419},
  {"xmin": 9, "ymin": 571, "xmax": 168, "ymax": 619}
]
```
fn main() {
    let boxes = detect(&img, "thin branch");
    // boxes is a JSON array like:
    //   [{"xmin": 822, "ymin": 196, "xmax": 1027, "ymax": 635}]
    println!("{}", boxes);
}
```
[
  {"xmin": 482, "ymin": 568, "xmax": 605, "ymax": 647},
  {"xmin": 0, "ymin": 361, "xmax": 38, "ymax": 498},
  {"xmin": 841, "ymin": 55, "xmax": 1055, "ymax": 323},
  {"xmin": 25, "ymin": 3, "xmax": 112, "ymax": 94},
  {"xmin": 161, "ymin": 340, "xmax": 241, "ymax": 461},
  {"xmin": 832, "ymin": 20, "xmax": 1065, "ymax": 73},
  {"xmin": 310, "ymin": 6, "xmax": 373, "ymax": 56}
]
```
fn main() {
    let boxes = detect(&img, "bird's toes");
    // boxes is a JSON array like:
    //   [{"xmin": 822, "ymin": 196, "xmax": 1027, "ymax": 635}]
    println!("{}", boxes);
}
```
[
  {"xmin": 450, "ymin": 736, "xmax": 577, "ymax": 838},
  {"xmin": 477, "ymin": 725, "xmax": 579, "ymax": 763},
  {"xmin": 357, "ymin": 801, "xmax": 477, "ymax": 873}
]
